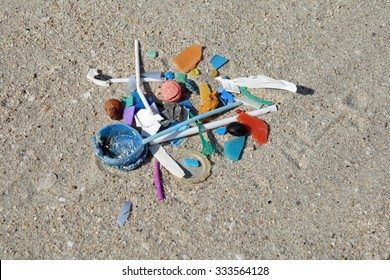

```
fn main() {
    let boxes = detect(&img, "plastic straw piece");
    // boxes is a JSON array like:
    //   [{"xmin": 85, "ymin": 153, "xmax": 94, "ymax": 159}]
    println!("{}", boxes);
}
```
[
  {"xmin": 142, "ymin": 101, "xmax": 241, "ymax": 144},
  {"xmin": 149, "ymin": 105, "xmax": 277, "ymax": 144},
  {"xmin": 134, "ymin": 39, "xmax": 153, "ymax": 114},
  {"xmin": 239, "ymin": 86, "xmax": 273, "ymax": 106},
  {"xmin": 153, "ymin": 160, "xmax": 164, "ymax": 201}
]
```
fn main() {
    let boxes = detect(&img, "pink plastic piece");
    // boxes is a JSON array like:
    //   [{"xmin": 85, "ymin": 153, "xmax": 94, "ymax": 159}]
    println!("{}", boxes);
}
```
[
  {"xmin": 153, "ymin": 160, "xmax": 164, "ymax": 201},
  {"xmin": 160, "ymin": 80, "xmax": 182, "ymax": 102}
]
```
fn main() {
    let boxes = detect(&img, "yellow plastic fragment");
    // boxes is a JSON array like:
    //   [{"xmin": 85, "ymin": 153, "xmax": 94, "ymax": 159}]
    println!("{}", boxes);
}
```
[
  {"xmin": 172, "ymin": 44, "xmax": 202, "ymax": 73},
  {"xmin": 188, "ymin": 68, "xmax": 200, "ymax": 76},
  {"xmin": 199, "ymin": 83, "xmax": 219, "ymax": 113}
]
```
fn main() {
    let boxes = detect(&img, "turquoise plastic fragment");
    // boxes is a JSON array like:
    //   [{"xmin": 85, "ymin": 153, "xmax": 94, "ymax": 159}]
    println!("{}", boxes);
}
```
[
  {"xmin": 146, "ymin": 50, "xmax": 157, "ymax": 58},
  {"xmin": 183, "ymin": 158, "xmax": 200, "ymax": 167},
  {"xmin": 214, "ymin": 127, "xmax": 227, "ymax": 135},
  {"xmin": 224, "ymin": 136, "xmax": 246, "ymax": 161},
  {"xmin": 175, "ymin": 73, "xmax": 186, "ymax": 83},
  {"xmin": 239, "ymin": 86, "xmax": 273, "ymax": 106},
  {"xmin": 121, "ymin": 96, "xmax": 134, "ymax": 108},
  {"xmin": 210, "ymin": 54, "xmax": 229, "ymax": 70}
]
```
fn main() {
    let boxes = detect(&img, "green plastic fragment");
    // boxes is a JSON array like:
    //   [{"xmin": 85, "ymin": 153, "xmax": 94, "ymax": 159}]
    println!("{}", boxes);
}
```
[
  {"xmin": 189, "ymin": 112, "xmax": 217, "ymax": 156},
  {"xmin": 175, "ymin": 73, "xmax": 187, "ymax": 83},
  {"xmin": 121, "ymin": 96, "xmax": 134, "ymax": 108},
  {"xmin": 146, "ymin": 50, "xmax": 158, "ymax": 58},
  {"xmin": 239, "ymin": 86, "xmax": 273, "ymax": 106}
]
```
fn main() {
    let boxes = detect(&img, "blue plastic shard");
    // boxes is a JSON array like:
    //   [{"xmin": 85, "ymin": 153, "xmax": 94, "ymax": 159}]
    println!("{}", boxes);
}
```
[
  {"xmin": 224, "ymin": 136, "xmax": 246, "ymax": 161},
  {"xmin": 210, "ymin": 54, "xmax": 229, "ymax": 70},
  {"xmin": 131, "ymin": 91, "xmax": 154, "ymax": 113},
  {"xmin": 214, "ymin": 127, "xmax": 227, "ymax": 135},
  {"xmin": 166, "ymin": 121, "xmax": 189, "ymax": 147},
  {"xmin": 184, "ymin": 78, "xmax": 199, "ymax": 94},
  {"xmin": 183, "ymin": 158, "xmax": 200, "ymax": 167},
  {"xmin": 165, "ymin": 71, "xmax": 175, "ymax": 80},
  {"xmin": 178, "ymin": 99, "xmax": 194, "ymax": 110},
  {"xmin": 116, "ymin": 201, "xmax": 132, "ymax": 227},
  {"xmin": 218, "ymin": 88, "xmax": 234, "ymax": 105}
]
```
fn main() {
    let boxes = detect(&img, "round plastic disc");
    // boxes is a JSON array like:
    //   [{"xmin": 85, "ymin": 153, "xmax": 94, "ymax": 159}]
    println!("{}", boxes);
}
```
[{"xmin": 173, "ymin": 149, "xmax": 211, "ymax": 184}]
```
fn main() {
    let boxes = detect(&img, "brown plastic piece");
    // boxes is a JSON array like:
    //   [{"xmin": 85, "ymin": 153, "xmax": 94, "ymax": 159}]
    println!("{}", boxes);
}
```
[
  {"xmin": 209, "ymin": 69, "xmax": 219, "ymax": 78},
  {"xmin": 172, "ymin": 44, "xmax": 202, "ymax": 73},
  {"xmin": 104, "ymin": 99, "xmax": 123, "ymax": 120},
  {"xmin": 236, "ymin": 112, "xmax": 268, "ymax": 144}
]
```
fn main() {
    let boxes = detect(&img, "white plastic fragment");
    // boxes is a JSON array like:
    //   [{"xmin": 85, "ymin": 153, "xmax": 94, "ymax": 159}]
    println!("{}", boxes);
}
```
[
  {"xmin": 215, "ymin": 76, "xmax": 240, "ymax": 93},
  {"xmin": 87, "ymin": 69, "xmax": 109, "ymax": 87},
  {"xmin": 216, "ymin": 75, "xmax": 297, "ymax": 93},
  {"xmin": 37, "ymin": 172, "xmax": 58, "ymax": 191},
  {"xmin": 134, "ymin": 102, "xmax": 163, "ymax": 134},
  {"xmin": 116, "ymin": 201, "xmax": 132, "ymax": 227},
  {"xmin": 148, "ymin": 144, "xmax": 185, "ymax": 178},
  {"xmin": 234, "ymin": 96, "xmax": 262, "ymax": 109},
  {"xmin": 82, "ymin": 91, "xmax": 91, "ymax": 99}
]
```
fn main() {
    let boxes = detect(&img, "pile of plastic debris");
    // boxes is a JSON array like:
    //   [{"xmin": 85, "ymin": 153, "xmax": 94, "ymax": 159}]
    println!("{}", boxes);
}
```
[{"xmin": 88, "ymin": 40, "xmax": 298, "ymax": 225}]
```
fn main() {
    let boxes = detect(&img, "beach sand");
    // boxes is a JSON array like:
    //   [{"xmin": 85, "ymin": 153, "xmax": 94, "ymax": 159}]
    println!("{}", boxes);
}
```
[{"xmin": 0, "ymin": 0, "xmax": 389, "ymax": 259}]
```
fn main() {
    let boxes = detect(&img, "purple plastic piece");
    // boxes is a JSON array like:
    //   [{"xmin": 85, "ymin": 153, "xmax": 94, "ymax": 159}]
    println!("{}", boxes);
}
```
[
  {"xmin": 153, "ymin": 160, "xmax": 164, "ymax": 201},
  {"xmin": 123, "ymin": 106, "xmax": 135, "ymax": 126}
]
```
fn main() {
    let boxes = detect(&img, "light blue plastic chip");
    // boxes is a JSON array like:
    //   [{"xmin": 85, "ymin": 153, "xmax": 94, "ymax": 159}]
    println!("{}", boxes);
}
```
[
  {"xmin": 209, "ymin": 54, "xmax": 229, "ymax": 70},
  {"xmin": 183, "ymin": 158, "xmax": 200, "ymax": 167},
  {"xmin": 116, "ymin": 201, "xmax": 132, "ymax": 227}
]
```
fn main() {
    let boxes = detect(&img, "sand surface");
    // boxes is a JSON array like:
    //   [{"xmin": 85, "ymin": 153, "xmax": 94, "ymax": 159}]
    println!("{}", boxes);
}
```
[{"xmin": 0, "ymin": 0, "xmax": 389, "ymax": 259}]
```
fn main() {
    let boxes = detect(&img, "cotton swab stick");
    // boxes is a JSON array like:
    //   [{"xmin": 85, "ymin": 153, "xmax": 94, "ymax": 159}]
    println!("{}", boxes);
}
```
[{"xmin": 149, "ymin": 104, "xmax": 278, "ymax": 144}]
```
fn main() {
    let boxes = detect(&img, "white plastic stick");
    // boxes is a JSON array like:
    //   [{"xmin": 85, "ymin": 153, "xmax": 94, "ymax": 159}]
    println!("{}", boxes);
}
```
[
  {"xmin": 134, "ymin": 39, "xmax": 153, "ymax": 114},
  {"xmin": 150, "ymin": 105, "xmax": 278, "ymax": 144},
  {"xmin": 111, "ymin": 77, "xmax": 165, "ymax": 83}
]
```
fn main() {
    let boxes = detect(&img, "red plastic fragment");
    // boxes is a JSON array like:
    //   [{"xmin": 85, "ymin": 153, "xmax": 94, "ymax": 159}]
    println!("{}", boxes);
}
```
[{"xmin": 236, "ymin": 112, "xmax": 268, "ymax": 144}]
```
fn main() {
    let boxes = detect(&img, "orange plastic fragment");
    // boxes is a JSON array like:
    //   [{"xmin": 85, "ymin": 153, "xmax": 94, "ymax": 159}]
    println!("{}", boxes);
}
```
[
  {"xmin": 199, "ymin": 83, "xmax": 219, "ymax": 113},
  {"xmin": 236, "ymin": 112, "xmax": 268, "ymax": 144},
  {"xmin": 172, "ymin": 44, "xmax": 202, "ymax": 73}
]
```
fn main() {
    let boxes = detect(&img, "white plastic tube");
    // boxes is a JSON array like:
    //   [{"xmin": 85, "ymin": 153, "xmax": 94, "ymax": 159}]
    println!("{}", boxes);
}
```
[{"xmin": 149, "ymin": 105, "xmax": 278, "ymax": 144}]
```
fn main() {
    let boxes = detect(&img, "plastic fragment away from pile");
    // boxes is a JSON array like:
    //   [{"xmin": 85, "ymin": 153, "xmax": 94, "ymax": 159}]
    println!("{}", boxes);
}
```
[{"xmin": 116, "ymin": 201, "xmax": 132, "ymax": 227}]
